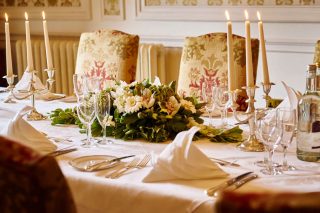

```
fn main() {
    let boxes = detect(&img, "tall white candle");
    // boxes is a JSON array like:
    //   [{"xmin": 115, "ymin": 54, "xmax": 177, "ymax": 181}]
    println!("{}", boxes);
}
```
[
  {"xmin": 25, "ymin": 12, "xmax": 34, "ymax": 71},
  {"xmin": 42, "ymin": 11, "xmax": 53, "ymax": 70},
  {"xmin": 257, "ymin": 11, "xmax": 270, "ymax": 85},
  {"xmin": 245, "ymin": 10, "xmax": 254, "ymax": 87},
  {"xmin": 4, "ymin": 13, "xmax": 13, "ymax": 77},
  {"xmin": 225, "ymin": 11, "xmax": 236, "ymax": 91}
]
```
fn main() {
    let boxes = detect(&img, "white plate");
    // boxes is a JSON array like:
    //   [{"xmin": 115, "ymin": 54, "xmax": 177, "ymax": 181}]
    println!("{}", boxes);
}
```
[{"xmin": 69, "ymin": 155, "xmax": 120, "ymax": 172}]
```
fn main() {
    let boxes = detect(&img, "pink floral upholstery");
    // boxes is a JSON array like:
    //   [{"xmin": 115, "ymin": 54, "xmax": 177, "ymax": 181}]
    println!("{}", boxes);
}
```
[
  {"xmin": 215, "ymin": 191, "xmax": 320, "ymax": 213},
  {"xmin": 177, "ymin": 33, "xmax": 259, "ymax": 111},
  {"xmin": 75, "ymin": 29, "xmax": 139, "ymax": 86},
  {"xmin": 0, "ymin": 136, "xmax": 76, "ymax": 213}
]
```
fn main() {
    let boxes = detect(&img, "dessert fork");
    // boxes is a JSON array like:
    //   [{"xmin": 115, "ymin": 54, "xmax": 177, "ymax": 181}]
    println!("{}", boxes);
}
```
[
  {"xmin": 105, "ymin": 157, "xmax": 140, "ymax": 178},
  {"xmin": 110, "ymin": 154, "xmax": 151, "ymax": 179}
]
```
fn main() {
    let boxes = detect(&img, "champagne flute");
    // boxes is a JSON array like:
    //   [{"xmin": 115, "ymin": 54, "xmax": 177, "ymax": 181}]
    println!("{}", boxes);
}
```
[
  {"xmin": 77, "ymin": 94, "xmax": 96, "ymax": 148},
  {"xmin": 256, "ymin": 110, "xmax": 282, "ymax": 175},
  {"xmin": 215, "ymin": 86, "xmax": 229, "ymax": 127},
  {"xmin": 95, "ymin": 91, "xmax": 113, "ymax": 145},
  {"xmin": 73, "ymin": 74, "xmax": 84, "ymax": 98},
  {"xmin": 277, "ymin": 108, "xmax": 297, "ymax": 171},
  {"xmin": 201, "ymin": 82, "xmax": 215, "ymax": 126}
]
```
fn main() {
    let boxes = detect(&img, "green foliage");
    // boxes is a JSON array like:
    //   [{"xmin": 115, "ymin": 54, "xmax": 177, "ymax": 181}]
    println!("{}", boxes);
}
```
[{"xmin": 49, "ymin": 80, "xmax": 243, "ymax": 143}]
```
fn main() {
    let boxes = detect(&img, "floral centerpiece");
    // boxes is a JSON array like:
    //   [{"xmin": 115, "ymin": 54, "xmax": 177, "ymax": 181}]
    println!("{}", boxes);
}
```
[{"xmin": 50, "ymin": 79, "xmax": 243, "ymax": 143}]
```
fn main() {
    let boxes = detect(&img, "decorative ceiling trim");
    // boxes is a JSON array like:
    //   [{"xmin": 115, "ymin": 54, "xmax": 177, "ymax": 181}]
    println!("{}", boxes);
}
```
[{"xmin": 136, "ymin": 0, "xmax": 320, "ymax": 23}]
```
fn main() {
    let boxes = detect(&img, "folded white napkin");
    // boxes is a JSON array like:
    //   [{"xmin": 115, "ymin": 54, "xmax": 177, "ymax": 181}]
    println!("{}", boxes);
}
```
[
  {"xmin": 0, "ymin": 106, "xmax": 56, "ymax": 154},
  {"xmin": 143, "ymin": 126, "xmax": 227, "ymax": 182},
  {"xmin": 15, "ymin": 70, "xmax": 47, "ymax": 92},
  {"xmin": 280, "ymin": 81, "xmax": 302, "ymax": 110}
]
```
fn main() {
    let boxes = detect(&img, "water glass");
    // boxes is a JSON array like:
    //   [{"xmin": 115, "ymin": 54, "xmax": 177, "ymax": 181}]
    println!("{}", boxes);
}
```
[
  {"xmin": 255, "ymin": 109, "xmax": 282, "ymax": 175},
  {"xmin": 277, "ymin": 107, "xmax": 297, "ymax": 171}
]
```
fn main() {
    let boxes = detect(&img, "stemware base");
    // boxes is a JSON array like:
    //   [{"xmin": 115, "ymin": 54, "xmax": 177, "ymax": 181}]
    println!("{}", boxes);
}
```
[
  {"xmin": 254, "ymin": 160, "xmax": 279, "ymax": 167},
  {"xmin": 97, "ymin": 139, "xmax": 114, "ymax": 145},
  {"xmin": 278, "ymin": 165, "xmax": 296, "ymax": 171},
  {"xmin": 260, "ymin": 167, "xmax": 282, "ymax": 176},
  {"xmin": 238, "ymin": 135, "xmax": 265, "ymax": 152}
]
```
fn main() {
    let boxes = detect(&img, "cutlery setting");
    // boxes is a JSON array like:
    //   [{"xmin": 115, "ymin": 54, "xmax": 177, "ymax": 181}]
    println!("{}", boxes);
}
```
[
  {"xmin": 48, "ymin": 146, "xmax": 77, "ymax": 157},
  {"xmin": 205, "ymin": 172, "xmax": 257, "ymax": 197},
  {"xmin": 83, "ymin": 155, "xmax": 135, "ymax": 172},
  {"xmin": 105, "ymin": 154, "xmax": 151, "ymax": 179},
  {"xmin": 210, "ymin": 157, "xmax": 240, "ymax": 167}
]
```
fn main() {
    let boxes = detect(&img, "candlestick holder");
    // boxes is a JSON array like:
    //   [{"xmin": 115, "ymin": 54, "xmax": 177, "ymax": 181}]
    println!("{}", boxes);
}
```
[
  {"xmin": 6, "ymin": 68, "xmax": 55, "ymax": 121},
  {"xmin": 261, "ymin": 82, "xmax": 275, "ymax": 107},
  {"xmin": 2, "ymin": 75, "xmax": 17, "ymax": 103},
  {"xmin": 227, "ymin": 86, "xmax": 264, "ymax": 152}
]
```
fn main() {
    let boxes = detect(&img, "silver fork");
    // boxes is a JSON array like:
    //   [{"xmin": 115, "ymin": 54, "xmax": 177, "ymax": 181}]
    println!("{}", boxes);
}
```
[
  {"xmin": 105, "ymin": 157, "xmax": 140, "ymax": 178},
  {"xmin": 111, "ymin": 154, "xmax": 151, "ymax": 179}
]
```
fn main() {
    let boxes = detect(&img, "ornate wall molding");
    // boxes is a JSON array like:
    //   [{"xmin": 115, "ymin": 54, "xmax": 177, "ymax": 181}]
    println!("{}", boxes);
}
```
[
  {"xmin": 101, "ymin": 0, "xmax": 125, "ymax": 21},
  {"xmin": 136, "ymin": 0, "xmax": 320, "ymax": 22},
  {"xmin": 0, "ymin": 0, "xmax": 91, "ymax": 20}
]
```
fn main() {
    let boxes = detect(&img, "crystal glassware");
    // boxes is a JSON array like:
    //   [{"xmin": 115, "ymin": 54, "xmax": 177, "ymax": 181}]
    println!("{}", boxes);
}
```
[
  {"xmin": 73, "ymin": 74, "xmax": 84, "ymax": 98},
  {"xmin": 95, "ymin": 91, "xmax": 113, "ymax": 145},
  {"xmin": 201, "ymin": 82, "xmax": 215, "ymax": 126},
  {"xmin": 255, "ymin": 109, "xmax": 282, "ymax": 175},
  {"xmin": 215, "ymin": 86, "xmax": 229, "ymax": 127},
  {"xmin": 277, "ymin": 107, "xmax": 297, "ymax": 171},
  {"xmin": 76, "ymin": 94, "xmax": 96, "ymax": 148}
]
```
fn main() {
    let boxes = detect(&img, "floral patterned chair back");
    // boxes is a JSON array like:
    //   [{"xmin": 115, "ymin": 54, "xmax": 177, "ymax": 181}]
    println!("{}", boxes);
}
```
[
  {"xmin": 313, "ymin": 40, "xmax": 320, "ymax": 64},
  {"xmin": 177, "ymin": 33, "xmax": 259, "ymax": 110},
  {"xmin": 0, "ymin": 136, "xmax": 76, "ymax": 213},
  {"xmin": 215, "ymin": 191, "xmax": 320, "ymax": 213},
  {"xmin": 75, "ymin": 29, "xmax": 140, "ymax": 86}
]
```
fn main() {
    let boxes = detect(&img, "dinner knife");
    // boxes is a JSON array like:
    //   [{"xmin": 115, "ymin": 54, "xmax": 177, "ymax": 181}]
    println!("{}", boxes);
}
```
[
  {"xmin": 205, "ymin": 171, "xmax": 253, "ymax": 197},
  {"xmin": 49, "ymin": 148, "xmax": 78, "ymax": 157},
  {"xmin": 85, "ymin": 155, "xmax": 135, "ymax": 171},
  {"xmin": 213, "ymin": 173, "xmax": 258, "ymax": 197}
]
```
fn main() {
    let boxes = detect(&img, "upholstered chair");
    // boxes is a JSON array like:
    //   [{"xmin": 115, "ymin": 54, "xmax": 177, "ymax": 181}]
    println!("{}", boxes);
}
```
[
  {"xmin": 313, "ymin": 40, "xmax": 320, "ymax": 64},
  {"xmin": 75, "ymin": 29, "xmax": 140, "ymax": 86},
  {"xmin": 177, "ymin": 33, "xmax": 259, "ymax": 110},
  {"xmin": 215, "ymin": 191, "xmax": 320, "ymax": 213},
  {"xmin": 0, "ymin": 136, "xmax": 76, "ymax": 213}
]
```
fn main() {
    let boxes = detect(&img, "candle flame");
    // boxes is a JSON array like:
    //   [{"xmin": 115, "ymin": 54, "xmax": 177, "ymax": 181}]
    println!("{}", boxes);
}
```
[
  {"xmin": 225, "ymin": 10, "xmax": 230, "ymax": 21},
  {"xmin": 257, "ymin": 11, "xmax": 261, "ymax": 21},
  {"xmin": 42, "ymin": 11, "xmax": 45, "ymax": 20},
  {"xmin": 25, "ymin": 12, "xmax": 28, "ymax": 20},
  {"xmin": 244, "ymin": 10, "xmax": 249, "ymax": 20},
  {"xmin": 4, "ymin": 13, "xmax": 8, "ymax": 22}
]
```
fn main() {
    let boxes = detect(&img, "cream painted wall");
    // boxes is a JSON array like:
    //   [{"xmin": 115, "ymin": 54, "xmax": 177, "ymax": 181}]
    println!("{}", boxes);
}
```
[{"xmin": 1, "ymin": 1, "xmax": 320, "ymax": 106}]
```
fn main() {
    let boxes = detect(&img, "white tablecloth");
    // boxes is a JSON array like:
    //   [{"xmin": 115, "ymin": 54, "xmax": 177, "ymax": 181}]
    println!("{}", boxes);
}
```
[{"xmin": 1, "ymin": 94, "xmax": 320, "ymax": 213}]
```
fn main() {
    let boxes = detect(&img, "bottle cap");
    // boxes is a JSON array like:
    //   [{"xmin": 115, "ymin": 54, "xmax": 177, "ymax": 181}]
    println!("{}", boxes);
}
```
[{"xmin": 307, "ymin": 64, "xmax": 317, "ymax": 73}]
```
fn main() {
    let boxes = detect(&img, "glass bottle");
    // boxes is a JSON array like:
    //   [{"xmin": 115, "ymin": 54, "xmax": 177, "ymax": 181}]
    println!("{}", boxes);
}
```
[
  {"xmin": 316, "ymin": 63, "xmax": 320, "ymax": 95},
  {"xmin": 297, "ymin": 64, "xmax": 320, "ymax": 162}
]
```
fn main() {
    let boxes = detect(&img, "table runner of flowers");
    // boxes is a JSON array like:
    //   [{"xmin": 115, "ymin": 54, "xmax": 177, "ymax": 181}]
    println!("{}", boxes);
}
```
[{"xmin": 50, "ymin": 80, "xmax": 243, "ymax": 143}]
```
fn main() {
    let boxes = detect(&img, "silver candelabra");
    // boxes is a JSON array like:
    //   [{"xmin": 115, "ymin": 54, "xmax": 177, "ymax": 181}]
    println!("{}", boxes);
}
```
[
  {"xmin": 226, "ymin": 82, "xmax": 274, "ymax": 152},
  {"xmin": 3, "ymin": 68, "xmax": 55, "ymax": 121}
]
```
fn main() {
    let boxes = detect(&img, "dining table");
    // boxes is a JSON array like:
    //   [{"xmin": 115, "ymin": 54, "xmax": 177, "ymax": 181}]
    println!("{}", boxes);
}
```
[{"xmin": 1, "ymin": 92, "xmax": 320, "ymax": 213}]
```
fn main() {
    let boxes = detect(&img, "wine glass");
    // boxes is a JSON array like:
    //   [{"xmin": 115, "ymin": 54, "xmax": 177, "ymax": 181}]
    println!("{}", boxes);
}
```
[
  {"xmin": 215, "ymin": 86, "xmax": 229, "ymax": 127},
  {"xmin": 95, "ymin": 91, "xmax": 113, "ymax": 145},
  {"xmin": 277, "ymin": 107, "xmax": 297, "ymax": 171},
  {"xmin": 77, "ymin": 94, "xmax": 96, "ymax": 148},
  {"xmin": 201, "ymin": 82, "xmax": 215, "ymax": 126},
  {"xmin": 255, "ymin": 109, "xmax": 282, "ymax": 175},
  {"xmin": 83, "ymin": 76, "xmax": 101, "ymax": 94},
  {"xmin": 73, "ymin": 74, "xmax": 84, "ymax": 98}
]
